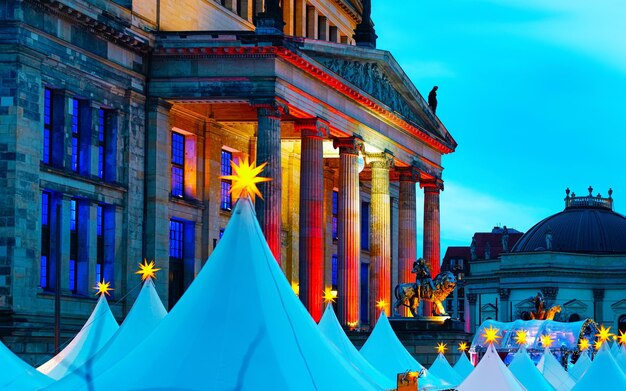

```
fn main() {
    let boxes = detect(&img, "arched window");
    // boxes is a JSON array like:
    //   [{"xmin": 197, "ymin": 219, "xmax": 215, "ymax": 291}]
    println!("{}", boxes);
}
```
[
  {"xmin": 618, "ymin": 314, "xmax": 626, "ymax": 334},
  {"xmin": 568, "ymin": 313, "xmax": 581, "ymax": 322}
]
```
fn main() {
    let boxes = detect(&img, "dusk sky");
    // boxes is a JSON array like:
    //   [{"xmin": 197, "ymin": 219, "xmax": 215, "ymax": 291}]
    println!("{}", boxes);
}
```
[{"xmin": 372, "ymin": 0, "xmax": 626, "ymax": 256}]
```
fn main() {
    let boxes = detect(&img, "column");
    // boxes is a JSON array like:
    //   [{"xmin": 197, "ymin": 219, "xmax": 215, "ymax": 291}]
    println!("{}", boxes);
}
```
[
  {"xmin": 593, "ymin": 288, "xmax": 604, "ymax": 323},
  {"xmin": 333, "ymin": 137, "xmax": 363, "ymax": 326},
  {"xmin": 306, "ymin": 6, "xmax": 318, "ymax": 39},
  {"xmin": 498, "ymin": 288, "xmax": 510, "ymax": 322},
  {"xmin": 397, "ymin": 166, "xmax": 419, "ymax": 317},
  {"xmin": 294, "ymin": 0, "xmax": 306, "ymax": 37},
  {"xmin": 254, "ymin": 100, "xmax": 287, "ymax": 265},
  {"xmin": 323, "ymin": 164, "xmax": 335, "ymax": 290},
  {"xmin": 297, "ymin": 118, "xmax": 329, "ymax": 322},
  {"xmin": 368, "ymin": 152, "xmax": 393, "ymax": 325},
  {"xmin": 318, "ymin": 16, "xmax": 329, "ymax": 41},
  {"xmin": 467, "ymin": 293, "xmax": 478, "ymax": 334},
  {"xmin": 421, "ymin": 178, "xmax": 443, "ymax": 316}
]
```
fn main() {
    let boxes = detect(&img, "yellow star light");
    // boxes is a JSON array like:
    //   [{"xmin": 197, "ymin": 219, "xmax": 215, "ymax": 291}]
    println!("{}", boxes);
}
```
[
  {"xmin": 458, "ymin": 342, "xmax": 468, "ymax": 352},
  {"xmin": 323, "ymin": 287, "xmax": 337, "ymax": 304},
  {"xmin": 135, "ymin": 259, "xmax": 161, "ymax": 281},
  {"xmin": 376, "ymin": 298, "xmax": 387, "ymax": 310},
  {"xmin": 514, "ymin": 329, "xmax": 528, "ymax": 346},
  {"xmin": 291, "ymin": 281, "xmax": 299, "ymax": 296},
  {"xmin": 595, "ymin": 325, "xmax": 614, "ymax": 343},
  {"xmin": 578, "ymin": 338, "xmax": 590, "ymax": 351},
  {"xmin": 219, "ymin": 157, "xmax": 271, "ymax": 201},
  {"xmin": 94, "ymin": 280, "xmax": 114, "ymax": 297},
  {"xmin": 618, "ymin": 330, "xmax": 626, "ymax": 346},
  {"xmin": 436, "ymin": 342, "xmax": 447, "ymax": 354},
  {"xmin": 482, "ymin": 325, "xmax": 501, "ymax": 345},
  {"xmin": 540, "ymin": 334, "xmax": 553, "ymax": 348},
  {"xmin": 594, "ymin": 339, "xmax": 604, "ymax": 351}
]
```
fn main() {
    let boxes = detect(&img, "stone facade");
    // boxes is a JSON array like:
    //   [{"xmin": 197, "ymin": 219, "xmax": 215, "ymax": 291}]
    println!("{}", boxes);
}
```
[{"xmin": 0, "ymin": 0, "xmax": 455, "ymax": 364}]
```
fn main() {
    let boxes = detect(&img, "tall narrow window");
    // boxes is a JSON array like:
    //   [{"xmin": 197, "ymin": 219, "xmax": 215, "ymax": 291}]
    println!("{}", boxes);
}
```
[
  {"xmin": 360, "ymin": 262, "xmax": 369, "ymax": 324},
  {"xmin": 331, "ymin": 254, "xmax": 338, "ymax": 290},
  {"xmin": 332, "ymin": 191, "xmax": 338, "ymax": 240},
  {"xmin": 96, "ymin": 205, "xmax": 104, "ymax": 283},
  {"xmin": 41, "ymin": 192, "xmax": 51, "ymax": 288},
  {"xmin": 97, "ymin": 110, "xmax": 106, "ymax": 179},
  {"xmin": 169, "ymin": 219, "xmax": 185, "ymax": 309},
  {"xmin": 69, "ymin": 198, "xmax": 78, "ymax": 293},
  {"xmin": 171, "ymin": 132, "xmax": 185, "ymax": 198},
  {"xmin": 361, "ymin": 201, "xmax": 369, "ymax": 251},
  {"xmin": 220, "ymin": 149, "xmax": 233, "ymax": 210},
  {"xmin": 71, "ymin": 99, "xmax": 80, "ymax": 172},
  {"xmin": 43, "ymin": 89, "xmax": 52, "ymax": 164}
]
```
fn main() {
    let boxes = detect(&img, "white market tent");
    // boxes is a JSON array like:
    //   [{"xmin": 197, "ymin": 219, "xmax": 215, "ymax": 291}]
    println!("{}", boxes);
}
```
[
  {"xmin": 75, "ymin": 197, "xmax": 381, "ymax": 390},
  {"xmin": 611, "ymin": 341, "xmax": 621, "ymax": 358},
  {"xmin": 428, "ymin": 353, "xmax": 462, "ymax": 387},
  {"xmin": 457, "ymin": 343, "xmax": 526, "ymax": 391},
  {"xmin": 616, "ymin": 346, "xmax": 626, "ymax": 373},
  {"xmin": 536, "ymin": 348, "xmax": 575, "ymax": 391},
  {"xmin": 317, "ymin": 304, "xmax": 395, "ymax": 390},
  {"xmin": 508, "ymin": 347, "xmax": 555, "ymax": 391},
  {"xmin": 37, "ymin": 294, "xmax": 118, "ymax": 380},
  {"xmin": 360, "ymin": 311, "xmax": 451, "ymax": 391},
  {"xmin": 572, "ymin": 343, "xmax": 626, "ymax": 391},
  {"xmin": 568, "ymin": 351, "xmax": 592, "ymax": 381},
  {"xmin": 0, "ymin": 341, "xmax": 53, "ymax": 389},
  {"xmin": 453, "ymin": 353, "xmax": 474, "ymax": 381},
  {"xmin": 47, "ymin": 277, "xmax": 167, "ymax": 389}
]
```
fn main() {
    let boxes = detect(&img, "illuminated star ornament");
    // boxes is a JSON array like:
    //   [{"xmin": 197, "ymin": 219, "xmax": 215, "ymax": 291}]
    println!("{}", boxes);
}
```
[
  {"xmin": 323, "ymin": 287, "xmax": 337, "ymax": 304},
  {"xmin": 436, "ymin": 342, "xmax": 447, "ymax": 354},
  {"xmin": 514, "ymin": 329, "xmax": 528, "ymax": 346},
  {"xmin": 578, "ymin": 338, "xmax": 590, "ymax": 351},
  {"xmin": 376, "ymin": 299, "xmax": 387, "ymax": 310},
  {"xmin": 595, "ymin": 325, "xmax": 614, "ymax": 343},
  {"xmin": 94, "ymin": 280, "xmax": 114, "ymax": 297},
  {"xmin": 618, "ymin": 330, "xmax": 626, "ymax": 346},
  {"xmin": 540, "ymin": 334, "xmax": 553, "ymax": 348},
  {"xmin": 135, "ymin": 259, "xmax": 161, "ymax": 281},
  {"xmin": 482, "ymin": 325, "xmax": 501, "ymax": 345},
  {"xmin": 219, "ymin": 157, "xmax": 271, "ymax": 201},
  {"xmin": 594, "ymin": 339, "xmax": 604, "ymax": 351},
  {"xmin": 458, "ymin": 342, "xmax": 468, "ymax": 352}
]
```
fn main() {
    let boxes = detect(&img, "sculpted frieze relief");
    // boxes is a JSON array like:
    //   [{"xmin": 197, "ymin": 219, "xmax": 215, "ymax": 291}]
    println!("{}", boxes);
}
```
[{"xmin": 317, "ymin": 57, "xmax": 426, "ymax": 127}]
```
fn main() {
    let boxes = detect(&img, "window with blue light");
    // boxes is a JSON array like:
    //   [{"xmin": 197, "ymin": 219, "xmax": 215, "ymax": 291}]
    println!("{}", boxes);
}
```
[
  {"xmin": 43, "ymin": 89, "xmax": 52, "ymax": 164},
  {"xmin": 69, "ymin": 198, "xmax": 78, "ymax": 293},
  {"xmin": 70, "ymin": 199, "xmax": 77, "ymax": 231},
  {"xmin": 361, "ymin": 201, "xmax": 369, "ymax": 251},
  {"xmin": 331, "ymin": 254, "xmax": 338, "ymax": 290},
  {"xmin": 169, "ymin": 219, "xmax": 186, "ymax": 309},
  {"xmin": 96, "ymin": 205, "xmax": 104, "ymax": 283},
  {"xmin": 220, "ymin": 150, "xmax": 233, "ymax": 210},
  {"xmin": 171, "ymin": 132, "xmax": 185, "ymax": 197},
  {"xmin": 169, "ymin": 220, "xmax": 184, "ymax": 261},
  {"xmin": 360, "ymin": 262, "xmax": 369, "ymax": 324},
  {"xmin": 97, "ymin": 110, "xmax": 106, "ymax": 179},
  {"xmin": 69, "ymin": 260, "xmax": 76, "ymax": 292},
  {"xmin": 71, "ymin": 98, "xmax": 80, "ymax": 172},
  {"xmin": 40, "ymin": 192, "xmax": 51, "ymax": 288},
  {"xmin": 332, "ymin": 191, "xmax": 338, "ymax": 240},
  {"xmin": 219, "ymin": 228, "xmax": 225, "ymax": 239}
]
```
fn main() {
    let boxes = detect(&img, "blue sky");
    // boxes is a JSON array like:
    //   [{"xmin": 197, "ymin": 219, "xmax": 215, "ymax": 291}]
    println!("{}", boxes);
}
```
[{"xmin": 371, "ymin": 0, "xmax": 626, "ymax": 256}]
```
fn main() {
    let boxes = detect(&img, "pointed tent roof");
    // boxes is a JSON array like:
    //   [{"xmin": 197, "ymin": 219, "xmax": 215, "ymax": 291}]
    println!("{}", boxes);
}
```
[
  {"xmin": 616, "ymin": 345, "xmax": 626, "ymax": 373},
  {"xmin": 47, "ymin": 278, "xmax": 167, "ymax": 389},
  {"xmin": 536, "ymin": 348, "xmax": 575, "ymax": 391},
  {"xmin": 611, "ymin": 341, "xmax": 621, "ymax": 358},
  {"xmin": 569, "ymin": 352, "xmax": 592, "ymax": 381},
  {"xmin": 76, "ymin": 197, "xmax": 381, "ymax": 390},
  {"xmin": 0, "ymin": 341, "xmax": 53, "ymax": 389},
  {"xmin": 453, "ymin": 353, "xmax": 474, "ymax": 381},
  {"xmin": 318, "ymin": 304, "xmax": 395, "ymax": 390},
  {"xmin": 37, "ymin": 294, "xmax": 118, "ymax": 380},
  {"xmin": 508, "ymin": 347, "xmax": 554, "ymax": 391},
  {"xmin": 457, "ymin": 344, "xmax": 526, "ymax": 391},
  {"xmin": 572, "ymin": 343, "xmax": 626, "ymax": 390},
  {"xmin": 360, "ymin": 311, "xmax": 451, "ymax": 390},
  {"xmin": 429, "ymin": 353, "xmax": 463, "ymax": 387}
]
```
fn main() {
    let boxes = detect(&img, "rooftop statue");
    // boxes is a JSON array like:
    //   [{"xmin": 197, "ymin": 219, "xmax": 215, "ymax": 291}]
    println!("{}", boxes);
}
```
[{"xmin": 393, "ymin": 258, "xmax": 456, "ymax": 317}]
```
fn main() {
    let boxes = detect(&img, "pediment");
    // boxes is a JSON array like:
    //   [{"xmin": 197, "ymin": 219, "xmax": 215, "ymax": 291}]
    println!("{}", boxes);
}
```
[
  {"xmin": 563, "ymin": 299, "xmax": 588, "ymax": 311},
  {"xmin": 515, "ymin": 299, "xmax": 534, "ymax": 310},
  {"xmin": 481, "ymin": 303, "xmax": 497, "ymax": 312},
  {"xmin": 297, "ymin": 41, "xmax": 455, "ymax": 147},
  {"xmin": 611, "ymin": 299, "xmax": 626, "ymax": 310}
]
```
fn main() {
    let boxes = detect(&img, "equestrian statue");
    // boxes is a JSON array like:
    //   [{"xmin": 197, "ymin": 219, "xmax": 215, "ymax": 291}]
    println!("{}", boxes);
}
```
[{"xmin": 393, "ymin": 258, "xmax": 456, "ymax": 317}]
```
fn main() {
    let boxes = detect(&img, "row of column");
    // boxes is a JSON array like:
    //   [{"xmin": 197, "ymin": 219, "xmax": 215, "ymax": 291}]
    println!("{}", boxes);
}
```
[{"xmin": 254, "ymin": 105, "xmax": 443, "ymax": 325}]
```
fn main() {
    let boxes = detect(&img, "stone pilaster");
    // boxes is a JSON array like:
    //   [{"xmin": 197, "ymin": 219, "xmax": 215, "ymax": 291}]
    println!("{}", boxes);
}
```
[
  {"xmin": 397, "ymin": 166, "xmax": 419, "ymax": 316},
  {"xmin": 367, "ymin": 152, "xmax": 394, "ymax": 325},
  {"xmin": 297, "ymin": 118, "xmax": 329, "ymax": 322},
  {"xmin": 593, "ymin": 288, "xmax": 604, "ymax": 322},
  {"xmin": 421, "ymin": 178, "xmax": 443, "ymax": 316},
  {"xmin": 253, "ymin": 100, "xmax": 288, "ymax": 265},
  {"xmin": 333, "ymin": 136, "xmax": 363, "ymax": 326},
  {"xmin": 498, "ymin": 288, "xmax": 511, "ymax": 321},
  {"xmin": 467, "ymin": 293, "xmax": 478, "ymax": 334}
]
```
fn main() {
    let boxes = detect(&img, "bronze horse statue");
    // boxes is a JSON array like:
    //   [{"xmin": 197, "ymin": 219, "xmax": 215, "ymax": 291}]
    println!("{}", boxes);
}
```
[{"xmin": 393, "ymin": 271, "xmax": 456, "ymax": 317}]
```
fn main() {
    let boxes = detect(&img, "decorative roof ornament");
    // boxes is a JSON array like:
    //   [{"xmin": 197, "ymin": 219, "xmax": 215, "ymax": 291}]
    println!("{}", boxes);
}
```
[
  {"xmin": 436, "ymin": 342, "xmax": 447, "ymax": 354},
  {"xmin": 94, "ymin": 280, "xmax": 113, "ymax": 297},
  {"xmin": 578, "ymin": 338, "xmax": 590, "ymax": 351},
  {"xmin": 135, "ymin": 259, "xmax": 161, "ymax": 281},
  {"xmin": 564, "ymin": 186, "xmax": 613, "ymax": 210},
  {"xmin": 458, "ymin": 341, "xmax": 468, "ymax": 352},
  {"xmin": 219, "ymin": 157, "xmax": 271, "ymax": 201}
]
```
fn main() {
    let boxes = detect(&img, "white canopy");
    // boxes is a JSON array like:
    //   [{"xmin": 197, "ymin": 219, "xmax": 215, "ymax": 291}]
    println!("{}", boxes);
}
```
[
  {"xmin": 428, "ymin": 353, "xmax": 462, "ymax": 387},
  {"xmin": 360, "ymin": 311, "xmax": 451, "ymax": 391},
  {"xmin": 536, "ymin": 348, "xmax": 575, "ymax": 391},
  {"xmin": 457, "ymin": 344, "xmax": 526, "ymax": 391},
  {"xmin": 616, "ymin": 345, "xmax": 626, "ymax": 373},
  {"xmin": 317, "ymin": 304, "xmax": 395, "ymax": 389},
  {"xmin": 37, "ymin": 294, "xmax": 118, "ymax": 380},
  {"xmin": 508, "ymin": 347, "xmax": 555, "ymax": 391},
  {"xmin": 611, "ymin": 341, "xmax": 621, "ymax": 358},
  {"xmin": 572, "ymin": 343, "xmax": 626, "ymax": 390},
  {"xmin": 453, "ymin": 353, "xmax": 474, "ymax": 381},
  {"xmin": 47, "ymin": 277, "xmax": 167, "ymax": 389},
  {"xmin": 76, "ymin": 197, "xmax": 381, "ymax": 390},
  {"xmin": 568, "ymin": 352, "xmax": 592, "ymax": 381},
  {"xmin": 0, "ymin": 341, "xmax": 53, "ymax": 390}
]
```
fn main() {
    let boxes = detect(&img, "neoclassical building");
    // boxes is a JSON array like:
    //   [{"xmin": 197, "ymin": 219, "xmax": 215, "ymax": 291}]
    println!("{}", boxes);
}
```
[
  {"xmin": 464, "ymin": 188, "xmax": 626, "ymax": 335},
  {"xmin": 0, "ymin": 0, "xmax": 455, "ymax": 362}
]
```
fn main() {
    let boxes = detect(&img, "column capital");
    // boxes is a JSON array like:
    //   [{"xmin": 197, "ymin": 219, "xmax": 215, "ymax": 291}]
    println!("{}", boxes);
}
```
[
  {"xmin": 366, "ymin": 152, "xmax": 394, "ymax": 170},
  {"xmin": 593, "ymin": 288, "xmax": 605, "ymax": 300},
  {"xmin": 333, "ymin": 136, "xmax": 364, "ymax": 155},
  {"xmin": 498, "ymin": 288, "xmax": 511, "ymax": 300},
  {"xmin": 251, "ymin": 98, "xmax": 289, "ymax": 118},
  {"xmin": 147, "ymin": 97, "xmax": 173, "ymax": 112},
  {"xmin": 467, "ymin": 293, "xmax": 478, "ymax": 305},
  {"xmin": 295, "ymin": 117, "xmax": 330, "ymax": 138},
  {"xmin": 395, "ymin": 166, "xmax": 420, "ymax": 182},
  {"xmin": 541, "ymin": 287, "xmax": 559, "ymax": 300},
  {"xmin": 420, "ymin": 177, "xmax": 444, "ymax": 191}
]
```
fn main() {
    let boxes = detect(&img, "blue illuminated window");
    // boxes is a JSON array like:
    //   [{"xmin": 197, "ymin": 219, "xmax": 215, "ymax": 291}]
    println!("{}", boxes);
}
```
[
  {"xmin": 360, "ymin": 262, "xmax": 369, "ymax": 324},
  {"xmin": 71, "ymin": 98, "xmax": 80, "ymax": 172},
  {"xmin": 361, "ymin": 201, "xmax": 369, "ymax": 251},
  {"xmin": 219, "ymin": 228, "xmax": 225, "ymax": 239},
  {"xmin": 70, "ymin": 199, "xmax": 77, "ymax": 231},
  {"xmin": 69, "ymin": 259, "xmax": 76, "ymax": 292},
  {"xmin": 97, "ymin": 110, "xmax": 106, "ymax": 179},
  {"xmin": 41, "ymin": 191, "xmax": 51, "ymax": 288},
  {"xmin": 96, "ymin": 205, "xmax": 104, "ymax": 282},
  {"xmin": 220, "ymin": 150, "xmax": 232, "ymax": 210},
  {"xmin": 69, "ymin": 198, "xmax": 78, "ymax": 293},
  {"xmin": 43, "ymin": 89, "xmax": 52, "ymax": 164},
  {"xmin": 331, "ymin": 254, "xmax": 338, "ymax": 290},
  {"xmin": 169, "ymin": 220, "xmax": 184, "ymax": 260},
  {"xmin": 171, "ymin": 132, "xmax": 184, "ymax": 197},
  {"xmin": 332, "ymin": 191, "xmax": 338, "ymax": 240}
]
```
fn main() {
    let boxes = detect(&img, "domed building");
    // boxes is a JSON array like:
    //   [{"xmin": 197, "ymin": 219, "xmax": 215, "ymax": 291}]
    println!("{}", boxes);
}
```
[{"xmin": 463, "ymin": 187, "xmax": 626, "ymax": 335}]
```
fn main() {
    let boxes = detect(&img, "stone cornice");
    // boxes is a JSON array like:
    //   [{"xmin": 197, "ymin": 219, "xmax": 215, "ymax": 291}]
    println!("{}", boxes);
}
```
[{"xmin": 331, "ymin": 0, "xmax": 363, "ymax": 24}]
